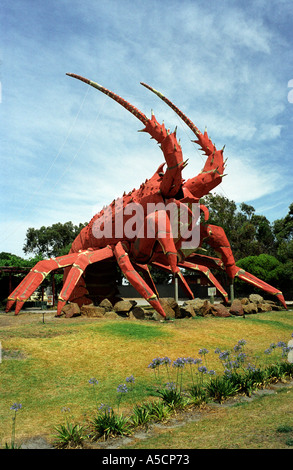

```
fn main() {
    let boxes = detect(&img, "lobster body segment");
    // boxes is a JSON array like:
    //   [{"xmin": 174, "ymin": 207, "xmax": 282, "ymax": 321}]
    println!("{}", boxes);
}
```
[{"xmin": 6, "ymin": 75, "xmax": 287, "ymax": 317}]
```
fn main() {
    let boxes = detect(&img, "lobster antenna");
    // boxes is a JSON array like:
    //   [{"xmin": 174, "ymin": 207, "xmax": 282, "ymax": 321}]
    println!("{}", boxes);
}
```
[
  {"xmin": 66, "ymin": 73, "xmax": 148, "ymax": 125},
  {"xmin": 140, "ymin": 82, "xmax": 202, "ymax": 138}
]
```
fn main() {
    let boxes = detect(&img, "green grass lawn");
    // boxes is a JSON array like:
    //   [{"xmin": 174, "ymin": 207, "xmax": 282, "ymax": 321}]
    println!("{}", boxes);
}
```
[{"xmin": 0, "ymin": 308, "xmax": 292, "ymax": 448}]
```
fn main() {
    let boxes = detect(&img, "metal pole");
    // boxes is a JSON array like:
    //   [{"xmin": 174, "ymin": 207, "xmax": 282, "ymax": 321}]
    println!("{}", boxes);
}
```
[
  {"xmin": 174, "ymin": 276, "xmax": 178, "ymax": 303},
  {"xmin": 230, "ymin": 282, "xmax": 234, "ymax": 303}
]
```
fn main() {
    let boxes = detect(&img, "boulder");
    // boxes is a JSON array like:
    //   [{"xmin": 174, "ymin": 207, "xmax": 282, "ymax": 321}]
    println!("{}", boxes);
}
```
[
  {"xmin": 240, "ymin": 297, "xmax": 250, "ymax": 305},
  {"xmin": 229, "ymin": 299, "xmax": 244, "ymax": 316},
  {"xmin": 257, "ymin": 303, "xmax": 273, "ymax": 312},
  {"xmin": 200, "ymin": 300, "xmax": 213, "ymax": 316},
  {"xmin": 179, "ymin": 304, "xmax": 196, "ymax": 318},
  {"xmin": 114, "ymin": 300, "xmax": 137, "ymax": 314},
  {"xmin": 249, "ymin": 294, "xmax": 264, "ymax": 304},
  {"xmin": 159, "ymin": 298, "xmax": 180, "ymax": 318},
  {"xmin": 210, "ymin": 303, "xmax": 231, "ymax": 317},
  {"xmin": 99, "ymin": 298, "xmax": 113, "ymax": 312},
  {"xmin": 183, "ymin": 298, "xmax": 207, "ymax": 316},
  {"xmin": 264, "ymin": 300, "xmax": 283, "ymax": 311},
  {"xmin": 243, "ymin": 302, "xmax": 258, "ymax": 314},
  {"xmin": 129, "ymin": 306, "xmax": 146, "ymax": 320},
  {"xmin": 104, "ymin": 311, "xmax": 120, "ymax": 319},
  {"xmin": 61, "ymin": 302, "xmax": 81, "ymax": 318},
  {"xmin": 81, "ymin": 305, "xmax": 105, "ymax": 317}
]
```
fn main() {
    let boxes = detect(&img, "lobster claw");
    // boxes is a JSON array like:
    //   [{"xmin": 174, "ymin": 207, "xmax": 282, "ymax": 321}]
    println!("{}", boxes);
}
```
[
  {"xmin": 140, "ymin": 82, "xmax": 226, "ymax": 196},
  {"xmin": 159, "ymin": 132, "xmax": 183, "ymax": 197}
]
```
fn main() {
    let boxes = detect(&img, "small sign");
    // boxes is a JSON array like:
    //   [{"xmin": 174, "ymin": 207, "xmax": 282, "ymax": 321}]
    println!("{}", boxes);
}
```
[
  {"xmin": 208, "ymin": 287, "xmax": 216, "ymax": 296},
  {"xmin": 47, "ymin": 295, "xmax": 54, "ymax": 306}
]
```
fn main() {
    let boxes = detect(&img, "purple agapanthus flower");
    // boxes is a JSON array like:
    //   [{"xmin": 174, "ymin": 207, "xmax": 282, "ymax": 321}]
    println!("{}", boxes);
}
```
[
  {"xmin": 117, "ymin": 384, "xmax": 128, "ymax": 394},
  {"xmin": 126, "ymin": 375, "xmax": 135, "ymax": 383},
  {"xmin": 89, "ymin": 378, "xmax": 99, "ymax": 385},
  {"xmin": 10, "ymin": 403, "xmax": 22, "ymax": 411}
]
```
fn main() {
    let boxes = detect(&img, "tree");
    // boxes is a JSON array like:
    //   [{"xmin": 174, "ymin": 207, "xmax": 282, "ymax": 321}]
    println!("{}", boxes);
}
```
[
  {"xmin": 273, "ymin": 203, "xmax": 293, "ymax": 263},
  {"xmin": 236, "ymin": 254, "xmax": 282, "ymax": 286},
  {"xmin": 272, "ymin": 204, "xmax": 293, "ymax": 298},
  {"xmin": 23, "ymin": 221, "xmax": 87, "ymax": 258},
  {"xmin": 0, "ymin": 252, "xmax": 43, "ymax": 270}
]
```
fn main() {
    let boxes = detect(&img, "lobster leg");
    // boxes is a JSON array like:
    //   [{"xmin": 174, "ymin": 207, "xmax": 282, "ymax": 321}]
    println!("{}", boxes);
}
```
[
  {"xmin": 132, "ymin": 209, "xmax": 181, "ymax": 275},
  {"xmin": 234, "ymin": 267, "xmax": 287, "ymax": 309},
  {"xmin": 178, "ymin": 260, "xmax": 229, "ymax": 303},
  {"xmin": 6, "ymin": 253, "xmax": 80, "ymax": 315},
  {"xmin": 132, "ymin": 263, "xmax": 160, "ymax": 298},
  {"xmin": 198, "ymin": 223, "xmax": 287, "ymax": 307},
  {"xmin": 200, "ymin": 223, "xmax": 238, "ymax": 279},
  {"xmin": 151, "ymin": 259, "xmax": 194, "ymax": 300},
  {"xmin": 57, "ymin": 246, "xmax": 114, "ymax": 315},
  {"xmin": 114, "ymin": 242, "xmax": 166, "ymax": 318}
]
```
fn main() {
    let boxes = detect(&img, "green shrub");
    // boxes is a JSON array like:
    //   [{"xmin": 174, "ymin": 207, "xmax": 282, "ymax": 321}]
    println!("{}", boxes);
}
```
[
  {"xmin": 206, "ymin": 376, "xmax": 240, "ymax": 403},
  {"xmin": 53, "ymin": 422, "xmax": 85, "ymax": 449},
  {"xmin": 91, "ymin": 406, "xmax": 131, "ymax": 440}
]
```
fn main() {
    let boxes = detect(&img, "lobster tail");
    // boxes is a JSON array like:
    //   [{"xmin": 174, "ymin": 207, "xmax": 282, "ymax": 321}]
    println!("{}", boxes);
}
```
[{"xmin": 66, "ymin": 73, "xmax": 148, "ymax": 125}]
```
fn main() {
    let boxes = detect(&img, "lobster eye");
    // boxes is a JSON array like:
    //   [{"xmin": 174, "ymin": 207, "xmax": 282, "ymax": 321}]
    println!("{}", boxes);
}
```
[{"xmin": 158, "ymin": 172, "xmax": 164, "ymax": 177}]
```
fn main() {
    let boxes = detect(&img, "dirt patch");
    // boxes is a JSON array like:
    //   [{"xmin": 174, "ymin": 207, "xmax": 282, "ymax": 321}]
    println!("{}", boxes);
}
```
[
  {"xmin": 0, "ymin": 310, "xmax": 58, "ymax": 327},
  {"xmin": 2, "ymin": 348, "xmax": 27, "ymax": 360},
  {"xmin": 20, "ymin": 435, "xmax": 54, "ymax": 449}
]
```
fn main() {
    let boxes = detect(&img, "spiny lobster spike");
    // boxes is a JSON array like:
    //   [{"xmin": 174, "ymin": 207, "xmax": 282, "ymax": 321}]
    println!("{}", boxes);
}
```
[
  {"xmin": 141, "ymin": 82, "xmax": 202, "ymax": 137},
  {"xmin": 67, "ymin": 73, "xmax": 148, "ymax": 125}
]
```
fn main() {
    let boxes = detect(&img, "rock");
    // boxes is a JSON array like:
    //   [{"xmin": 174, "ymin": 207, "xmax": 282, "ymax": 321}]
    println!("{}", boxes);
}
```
[
  {"xmin": 129, "ymin": 306, "xmax": 146, "ymax": 320},
  {"xmin": 249, "ymin": 294, "xmax": 264, "ymax": 304},
  {"xmin": 183, "ymin": 298, "xmax": 207, "ymax": 316},
  {"xmin": 80, "ymin": 305, "xmax": 105, "ymax": 317},
  {"xmin": 240, "ymin": 297, "xmax": 249, "ymax": 305},
  {"xmin": 99, "ymin": 298, "xmax": 113, "ymax": 311},
  {"xmin": 200, "ymin": 300, "xmax": 213, "ymax": 316},
  {"xmin": 61, "ymin": 302, "xmax": 81, "ymax": 318},
  {"xmin": 179, "ymin": 304, "xmax": 196, "ymax": 318},
  {"xmin": 150, "ymin": 312, "xmax": 160, "ymax": 321},
  {"xmin": 159, "ymin": 298, "xmax": 180, "ymax": 318},
  {"xmin": 104, "ymin": 311, "xmax": 120, "ymax": 319},
  {"xmin": 210, "ymin": 304, "xmax": 231, "ymax": 317},
  {"xmin": 271, "ymin": 304, "xmax": 283, "ymax": 311},
  {"xmin": 264, "ymin": 300, "xmax": 283, "ymax": 311},
  {"xmin": 257, "ymin": 303, "xmax": 272, "ymax": 312},
  {"xmin": 184, "ymin": 298, "xmax": 205, "ymax": 309},
  {"xmin": 243, "ymin": 302, "xmax": 258, "ymax": 314},
  {"xmin": 114, "ymin": 300, "xmax": 137, "ymax": 313},
  {"xmin": 229, "ymin": 299, "xmax": 244, "ymax": 316}
]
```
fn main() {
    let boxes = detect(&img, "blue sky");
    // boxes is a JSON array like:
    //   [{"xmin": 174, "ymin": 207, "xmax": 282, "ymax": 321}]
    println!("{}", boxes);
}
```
[{"xmin": 0, "ymin": 0, "xmax": 293, "ymax": 258}]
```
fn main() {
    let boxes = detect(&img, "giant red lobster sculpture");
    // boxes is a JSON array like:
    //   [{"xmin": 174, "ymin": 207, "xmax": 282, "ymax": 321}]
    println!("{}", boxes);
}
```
[{"xmin": 6, "ymin": 74, "xmax": 286, "ymax": 317}]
